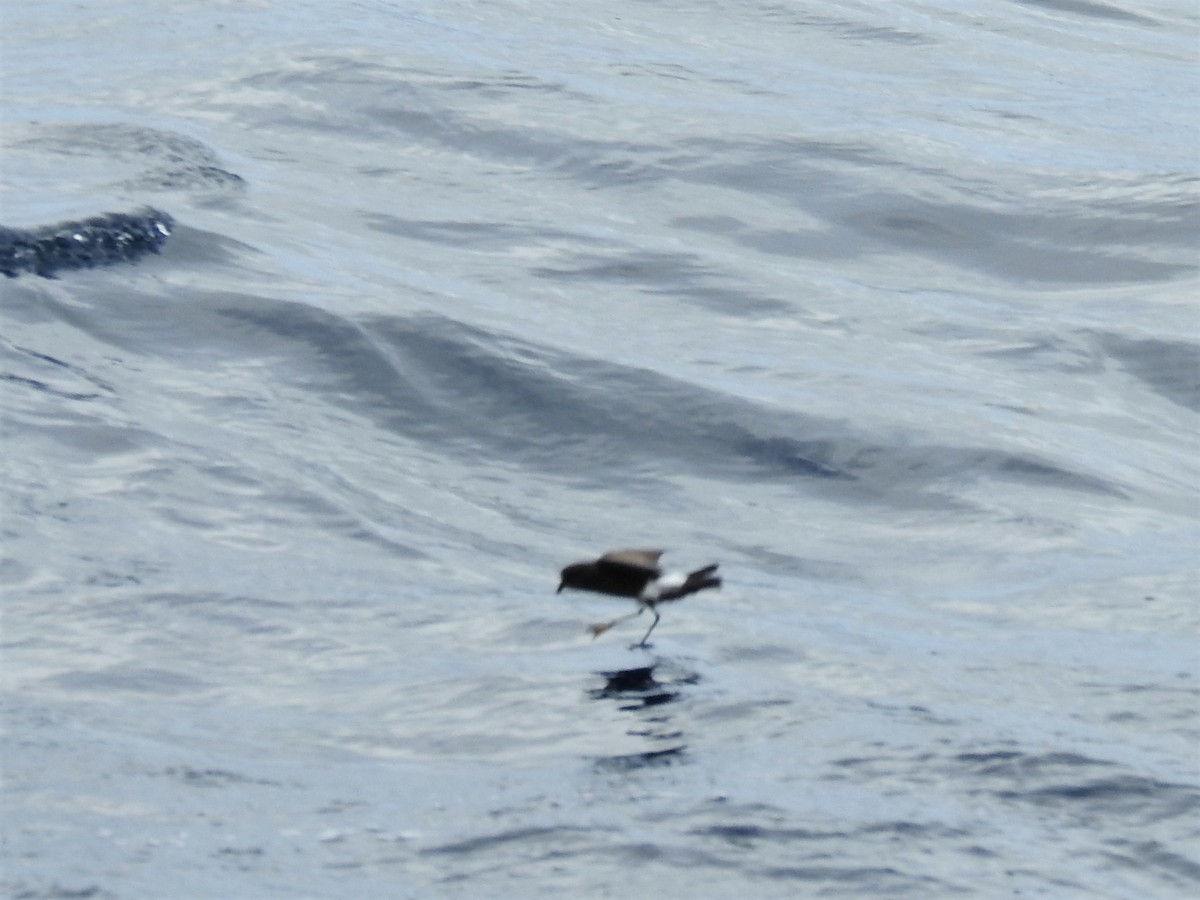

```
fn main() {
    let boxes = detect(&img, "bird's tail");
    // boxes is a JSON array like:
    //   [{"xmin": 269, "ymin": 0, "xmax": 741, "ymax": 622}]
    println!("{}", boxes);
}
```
[{"xmin": 683, "ymin": 563, "xmax": 721, "ymax": 595}]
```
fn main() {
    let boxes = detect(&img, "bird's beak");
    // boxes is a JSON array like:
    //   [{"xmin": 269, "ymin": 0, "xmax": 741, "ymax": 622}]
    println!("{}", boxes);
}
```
[{"xmin": 556, "ymin": 582, "xmax": 564, "ymax": 594}]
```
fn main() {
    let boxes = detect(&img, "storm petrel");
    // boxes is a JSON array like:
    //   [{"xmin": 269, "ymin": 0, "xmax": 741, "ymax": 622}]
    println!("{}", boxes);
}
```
[{"xmin": 557, "ymin": 549, "xmax": 721, "ymax": 647}]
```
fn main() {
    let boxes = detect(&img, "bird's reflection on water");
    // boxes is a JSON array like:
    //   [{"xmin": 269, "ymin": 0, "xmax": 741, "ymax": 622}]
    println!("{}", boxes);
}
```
[{"xmin": 589, "ymin": 660, "xmax": 699, "ymax": 772}]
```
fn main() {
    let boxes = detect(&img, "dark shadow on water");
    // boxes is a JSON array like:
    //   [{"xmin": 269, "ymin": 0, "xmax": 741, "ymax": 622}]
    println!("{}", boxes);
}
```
[
  {"xmin": 594, "ymin": 745, "xmax": 686, "ymax": 773},
  {"xmin": 588, "ymin": 661, "xmax": 700, "ymax": 772},
  {"xmin": 1, "ymin": 208, "xmax": 174, "ymax": 278}
]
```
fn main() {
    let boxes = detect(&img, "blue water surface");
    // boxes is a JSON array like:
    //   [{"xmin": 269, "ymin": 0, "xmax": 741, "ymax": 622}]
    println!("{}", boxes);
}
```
[{"xmin": 2, "ymin": 1, "xmax": 1198, "ymax": 897}]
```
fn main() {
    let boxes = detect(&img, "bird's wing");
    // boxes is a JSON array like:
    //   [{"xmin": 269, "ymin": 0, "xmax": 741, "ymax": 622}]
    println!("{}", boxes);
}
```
[{"xmin": 599, "ymin": 549, "xmax": 664, "ymax": 573}]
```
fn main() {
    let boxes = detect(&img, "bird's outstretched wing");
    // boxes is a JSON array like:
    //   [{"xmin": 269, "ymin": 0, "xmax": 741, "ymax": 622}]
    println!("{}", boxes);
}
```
[{"xmin": 598, "ymin": 549, "xmax": 664, "ymax": 573}]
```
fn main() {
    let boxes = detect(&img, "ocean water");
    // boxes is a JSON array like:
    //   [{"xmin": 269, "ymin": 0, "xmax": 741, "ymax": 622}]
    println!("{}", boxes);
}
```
[{"xmin": 2, "ymin": 1, "xmax": 1198, "ymax": 897}]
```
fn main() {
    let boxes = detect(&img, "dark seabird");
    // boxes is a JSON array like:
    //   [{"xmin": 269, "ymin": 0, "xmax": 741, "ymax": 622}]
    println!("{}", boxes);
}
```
[{"xmin": 557, "ymin": 549, "xmax": 721, "ymax": 647}]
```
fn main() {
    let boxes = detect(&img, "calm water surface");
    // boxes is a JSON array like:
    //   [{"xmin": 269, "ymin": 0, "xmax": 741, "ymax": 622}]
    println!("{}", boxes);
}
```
[{"xmin": 2, "ymin": 1, "xmax": 1198, "ymax": 897}]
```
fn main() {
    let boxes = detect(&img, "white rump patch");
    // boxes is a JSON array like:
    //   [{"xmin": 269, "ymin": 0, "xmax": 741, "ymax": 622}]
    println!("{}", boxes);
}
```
[{"xmin": 642, "ymin": 571, "xmax": 686, "ymax": 600}]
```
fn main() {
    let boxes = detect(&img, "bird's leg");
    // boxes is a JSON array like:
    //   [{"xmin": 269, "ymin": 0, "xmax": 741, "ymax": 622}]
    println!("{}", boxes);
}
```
[
  {"xmin": 631, "ymin": 606, "xmax": 661, "ymax": 649},
  {"xmin": 589, "ymin": 605, "xmax": 644, "ymax": 639}
]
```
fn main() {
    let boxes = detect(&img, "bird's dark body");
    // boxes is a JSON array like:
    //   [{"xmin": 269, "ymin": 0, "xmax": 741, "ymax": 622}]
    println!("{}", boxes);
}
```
[{"xmin": 558, "ymin": 559, "xmax": 657, "ymax": 599}]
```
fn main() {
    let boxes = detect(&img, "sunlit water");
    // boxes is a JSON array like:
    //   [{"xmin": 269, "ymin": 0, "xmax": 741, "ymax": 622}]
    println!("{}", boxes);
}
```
[{"xmin": 3, "ymin": 1, "xmax": 1198, "ymax": 897}]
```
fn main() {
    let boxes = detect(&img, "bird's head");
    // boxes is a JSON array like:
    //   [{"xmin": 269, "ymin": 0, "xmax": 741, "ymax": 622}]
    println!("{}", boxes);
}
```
[{"xmin": 557, "ymin": 562, "xmax": 591, "ymax": 594}]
